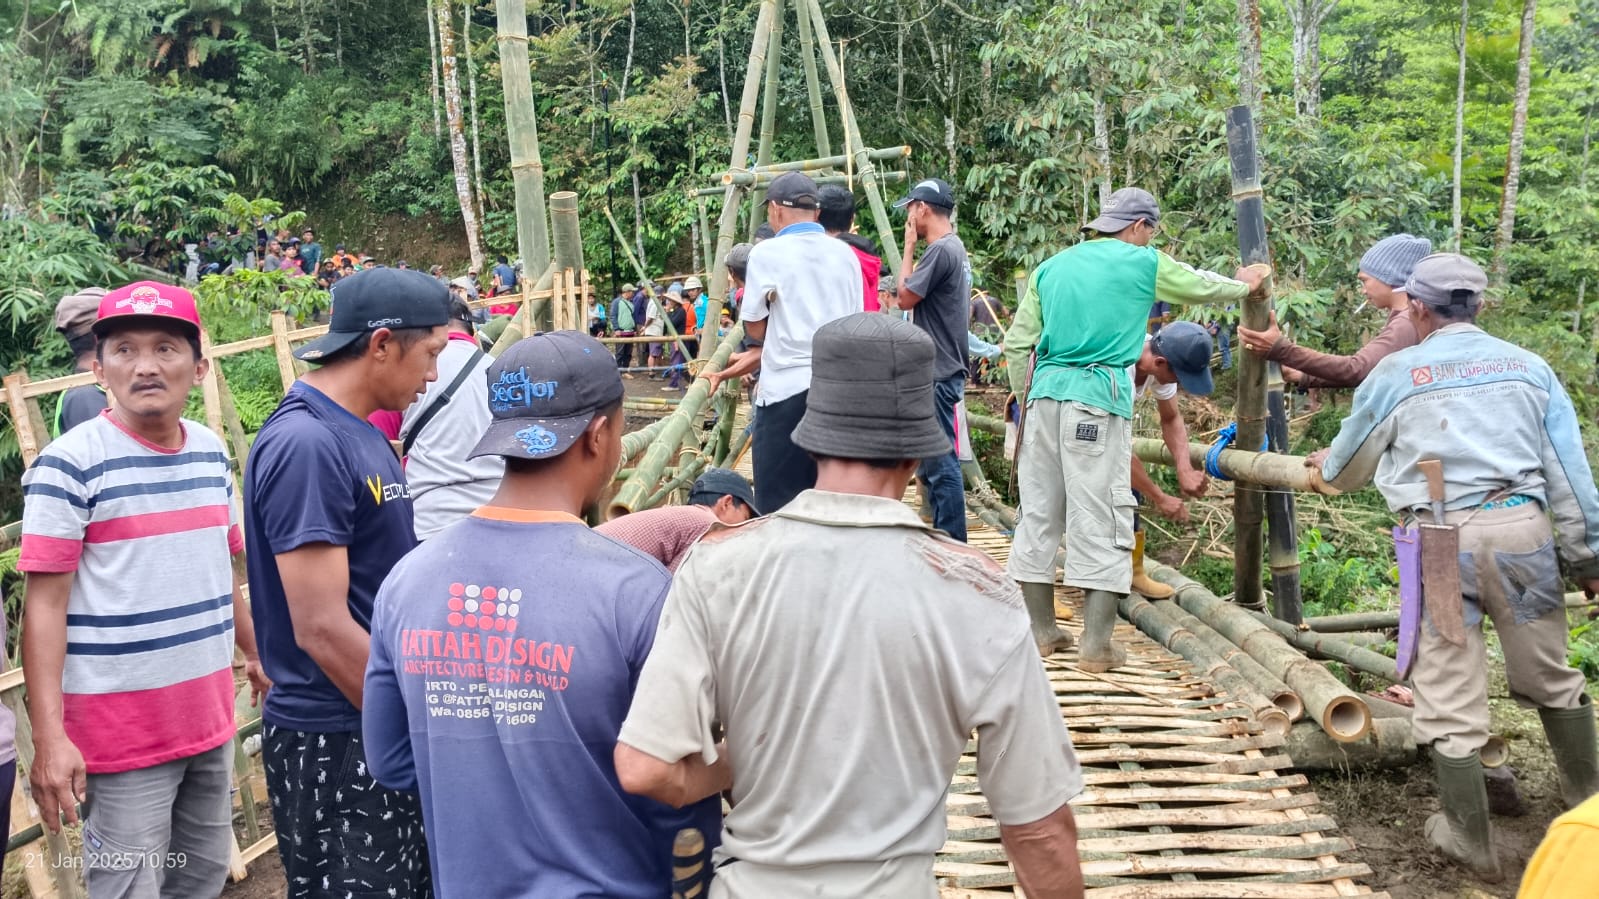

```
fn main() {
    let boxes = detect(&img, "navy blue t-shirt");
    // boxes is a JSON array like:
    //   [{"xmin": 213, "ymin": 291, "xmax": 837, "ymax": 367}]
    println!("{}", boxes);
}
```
[
  {"xmin": 493, "ymin": 263, "xmax": 517, "ymax": 291},
  {"xmin": 245, "ymin": 382, "xmax": 417, "ymax": 732},
  {"xmin": 363, "ymin": 509, "xmax": 720, "ymax": 898}
]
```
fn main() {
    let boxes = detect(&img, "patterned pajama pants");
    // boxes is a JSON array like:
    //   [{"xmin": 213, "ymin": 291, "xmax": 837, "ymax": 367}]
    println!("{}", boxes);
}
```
[{"xmin": 263, "ymin": 726, "xmax": 432, "ymax": 899}]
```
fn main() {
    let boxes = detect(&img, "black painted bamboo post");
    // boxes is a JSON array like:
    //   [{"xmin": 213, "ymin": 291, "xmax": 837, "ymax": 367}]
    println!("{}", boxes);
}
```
[{"xmin": 1225, "ymin": 104, "xmax": 1303, "ymax": 622}]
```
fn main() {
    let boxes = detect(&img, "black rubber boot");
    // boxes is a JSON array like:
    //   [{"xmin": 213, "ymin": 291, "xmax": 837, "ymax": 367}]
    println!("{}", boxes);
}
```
[
  {"xmin": 1077, "ymin": 589, "xmax": 1128, "ymax": 673},
  {"xmin": 1020, "ymin": 581, "xmax": 1073, "ymax": 658},
  {"xmin": 1424, "ymin": 751, "xmax": 1503, "ymax": 883},
  {"xmin": 1540, "ymin": 695, "xmax": 1599, "ymax": 807}
]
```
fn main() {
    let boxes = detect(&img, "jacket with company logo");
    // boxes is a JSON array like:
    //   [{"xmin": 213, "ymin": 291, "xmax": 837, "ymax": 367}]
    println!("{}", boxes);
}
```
[{"xmin": 1321, "ymin": 322, "xmax": 1599, "ymax": 579}]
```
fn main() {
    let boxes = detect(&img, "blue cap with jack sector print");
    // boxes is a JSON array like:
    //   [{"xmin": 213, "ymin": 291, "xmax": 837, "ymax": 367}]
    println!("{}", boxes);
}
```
[{"xmin": 467, "ymin": 331, "xmax": 625, "ymax": 461}]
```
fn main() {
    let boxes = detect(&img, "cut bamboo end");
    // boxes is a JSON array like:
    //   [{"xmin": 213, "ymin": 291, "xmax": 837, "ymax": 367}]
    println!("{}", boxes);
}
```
[
  {"xmin": 1321, "ymin": 695, "xmax": 1373, "ymax": 743},
  {"xmin": 1256, "ymin": 706, "xmax": 1293, "ymax": 738},
  {"xmin": 1481, "ymin": 734, "xmax": 1510, "ymax": 768},
  {"xmin": 1271, "ymin": 690, "xmax": 1305, "ymax": 723}
]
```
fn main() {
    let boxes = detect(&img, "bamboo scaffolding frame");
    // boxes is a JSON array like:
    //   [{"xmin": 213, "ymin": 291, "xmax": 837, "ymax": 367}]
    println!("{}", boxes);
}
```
[
  {"xmin": 706, "ymin": 0, "xmax": 780, "ymax": 308},
  {"xmin": 693, "ymin": 170, "xmax": 907, "ymax": 197},
  {"xmin": 748, "ymin": 0, "xmax": 785, "ymax": 230}
]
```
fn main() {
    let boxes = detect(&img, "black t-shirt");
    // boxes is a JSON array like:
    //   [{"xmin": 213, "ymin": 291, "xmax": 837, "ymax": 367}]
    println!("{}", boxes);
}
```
[{"xmin": 903, "ymin": 232, "xmax": 973, "ymax": 380}]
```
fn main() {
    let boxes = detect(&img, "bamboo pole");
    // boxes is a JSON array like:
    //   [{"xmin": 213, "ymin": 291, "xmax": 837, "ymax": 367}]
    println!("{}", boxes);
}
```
[
  {"xmin": 1283, "ymin": 718, "xmax": 1415, "ymax": 771},
  {"xmin": 1148, "ymin": 562, "xmax": 1373, "ymax": 743},
  {"xmin": 749, "ymin": 0, "xmax": 785, "ymax": 231},
  {"xmin": 1227, "ymin": 104, "xmax": 1270, "ymax": 612},
  {"xmin": 550, "ymin": 191, "xmax": 585, "ymax": 318},
  {"xmin": 1131, "ymin": 439, "xmax": 1341, "ymax": 495},
  {"xmin": 4, "ymin": 372, "xmax": 45, "ymax": 468},
  {"xmin": 621, "ymin": 416, "xmax": 671, "ymax": 463},
  {"xmin": 3, "ymin": 685, "xmax": 87, "ymax": 898},
  {"xmin": 799, "ymin": 0, "xmax": 903, "ymax": 277},
  {"xmin": 1150, "ymin": 599, "xmax": 1304, "ymax": 722},
  {"xmin": 611, "ymin": 327, "xmax": 743, "ymax": 517},
  {"xmin": 198, "ymin": 331, "xmax": 225, "ymax": 437},
  {"xmin": 494, "ymin": 0, "xmax": 552, "ymax": 279},
  {"xmin": 1265, "ymin": 361, "xmax": 1303, "ymax": 624},
  {"xmin": 646, "ymin": 453, "xmax": 709, "ymax": 510},
  {"xmin": 270, "ymin": 311, "xmax": 297, "ymax": 391},
  {"xmin": 706, "ymin": 0, "xmax": 781, "ymax": 310},
  {"xmin": 696, "ymin": 197, "xmax": 715, "ymax": 283},
  {"xmin": 792, "ymin": 0, "xmax": 831, "ymax": 159},
  {"xmin": 694, "ymin": 170, "xmax": 907, "ymax": 196},
  {"xmin": 1120, "ymin": 594, "xmax": 1292, "ymax": 736},
  {"xmin": 1249, "ymin": 612, "xmax": 1401, "ymax": 682},
  {"xmin": 723, "ymin": 147, "xmax": 911, "ymax": 180}
]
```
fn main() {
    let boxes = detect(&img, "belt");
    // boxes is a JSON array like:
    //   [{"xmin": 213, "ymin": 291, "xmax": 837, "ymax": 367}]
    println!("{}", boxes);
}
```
[{"xmin": 1480, "ymin": 494, "xmax": 1536, "ymax": 510}]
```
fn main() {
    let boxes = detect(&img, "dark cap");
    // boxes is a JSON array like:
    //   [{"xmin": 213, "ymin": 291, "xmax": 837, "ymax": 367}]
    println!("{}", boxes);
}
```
[
  {"xmin": 766, "ymin": 172, "xmax": 820, "ymax": 210},
  {"xmin": 894, "ymin": 177, "xmax": 955, "ymax": 210},
  {"xmin": 791, "ymin": 314, "xmax": 951, "ymax": 460},
  {"xmin": 468, "ymin": 331, "xmax": 624, "ymax": 461},
  {"xmin": 1150, "ymin": 321, "xmax": 1216, "ymax": 396},
  {"xmin": 294, "ymin": 267, "xmax": 450, "ymax": 362},
  {"xmin": 1405, "ymin": 253, "xmax": 1487, "ymax": 308},
  {"xmin": 688, "ymin": 468, "xmax": 759, "ymax": 515},
  {"xmin": 1083, "ymin": 187, "xmax": 1161, "ymax": 234}
]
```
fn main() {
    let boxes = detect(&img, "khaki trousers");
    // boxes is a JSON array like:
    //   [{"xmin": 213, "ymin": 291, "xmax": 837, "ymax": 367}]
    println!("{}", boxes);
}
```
[
  {"xmin": 1006, "ymin": 399, "xmax": 1135, "ymax": 593},
  {"xmin": 1411, "ymin": 503, "xmax": 1587, "ymax": 757}
]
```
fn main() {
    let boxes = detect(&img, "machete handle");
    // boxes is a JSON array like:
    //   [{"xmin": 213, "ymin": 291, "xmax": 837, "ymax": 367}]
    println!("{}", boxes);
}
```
[{"xmin": 1417, "ymin": 459, "xmax": 1446, "ymax": 504}]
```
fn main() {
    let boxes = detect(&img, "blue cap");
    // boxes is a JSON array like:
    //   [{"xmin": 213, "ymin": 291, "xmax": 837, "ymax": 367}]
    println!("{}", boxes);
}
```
[
  {"xmin": 1151, "ymin": 321, "xmax": 1215, "ymax": 396},
  {"xmin": 468, "ymin": 331, "xmax": 624, "ymax": 460}
]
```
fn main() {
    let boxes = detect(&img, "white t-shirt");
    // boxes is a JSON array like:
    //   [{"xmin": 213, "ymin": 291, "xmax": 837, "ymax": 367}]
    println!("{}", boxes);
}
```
[
  {"xmin": 400, "ymin": 337, "xmax": 504, "ymax": 539},
  {"xmin": 742, "ymin": 224, "xmax": 864, "ymax": 406},
  {"xmin": 1132, "ymin": 334, "xmax": 1179, "ymax": 401}
]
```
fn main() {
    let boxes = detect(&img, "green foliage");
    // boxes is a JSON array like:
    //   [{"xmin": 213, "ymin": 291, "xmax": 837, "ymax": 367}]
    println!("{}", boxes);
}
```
[
  {"xmin": 1298, "ymin": 527, "xmax": 1396, "ymax": 617},
  {"xmin": 1570, "ymin": 619, "xmax": 1599, "ymax": 680}
]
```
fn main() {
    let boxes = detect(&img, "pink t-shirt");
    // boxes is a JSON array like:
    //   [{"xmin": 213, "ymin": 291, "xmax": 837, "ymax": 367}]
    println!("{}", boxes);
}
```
[{"xmin": 594, "ymin": 505, "xmax": 719, "ymax": 572}]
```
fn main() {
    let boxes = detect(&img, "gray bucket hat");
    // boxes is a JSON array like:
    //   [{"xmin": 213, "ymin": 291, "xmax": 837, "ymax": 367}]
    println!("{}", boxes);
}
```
[{"xmin": 791, "ymin": 313, "xmax": 951, "ymax": 460}]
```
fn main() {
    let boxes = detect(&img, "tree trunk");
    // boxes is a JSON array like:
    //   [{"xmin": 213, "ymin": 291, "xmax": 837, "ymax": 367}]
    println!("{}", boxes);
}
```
[
  {"xmin": 428, "ymin": 0, "xmax": 442, "ymax": 139},
  {"xmin": 495, "ymin": 0, "xmax": 552, "ymax": 279},
  {"xmin": 1492, "ymin": 0, "xmax": 1536, "ymax": 286},
  {"xmin": 1451, "ymin": 0, "xmax": 1468, "ymax": 251},
  {"xmin": 717, "ymin": 1, "xmax": 733, "ymax": 134},
  {"xmin": 464, "ymin": 0, "xmax": 486, "ymax": 220},
  {"xmin": 298, "ymin": 0, "xmax": 315, "ymax": 73},
  {"xmin": 437, "ymin": 0, "xmax": 484, "ymax": 270},
  {"xmin": 335, "ymin": 0, "xmax": 344, "ymax": 67},
  {"xmin": 1285, "ymin": 0, "xmax": 1335, "ymax": 118},
  {"xmin": 632, "ymin": 169, "xmax": 646, "ymax": 264},
  {"xmin": 1092, "ymin": 91, "xmax": 1112, "ymax": 205},
  {"xmin": 1236, "ymin": 0, "xmax": 1263, "ymax": 111}
]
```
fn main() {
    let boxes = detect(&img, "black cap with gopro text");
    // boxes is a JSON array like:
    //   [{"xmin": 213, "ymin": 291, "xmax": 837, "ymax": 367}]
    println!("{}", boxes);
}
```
[{"xmin": 294, "ymin": 267, "xmax": 450, "ymax": 362}]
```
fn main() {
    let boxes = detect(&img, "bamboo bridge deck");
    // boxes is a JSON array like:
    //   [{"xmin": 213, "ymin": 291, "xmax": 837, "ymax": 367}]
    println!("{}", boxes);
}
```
[
  {"xmin": 941, "ymin": 520, "xmax": 1386, "ymax": 897},
  {"xmin": 721, "ymin": 439, "xmax": 1385, "ymax": 897}
]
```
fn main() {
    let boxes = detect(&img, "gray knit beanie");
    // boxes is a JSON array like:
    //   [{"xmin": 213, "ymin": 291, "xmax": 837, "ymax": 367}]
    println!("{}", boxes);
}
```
[{"xmin": 1359, "ymin": 234, "xmax": 1433, "ymax": 288}]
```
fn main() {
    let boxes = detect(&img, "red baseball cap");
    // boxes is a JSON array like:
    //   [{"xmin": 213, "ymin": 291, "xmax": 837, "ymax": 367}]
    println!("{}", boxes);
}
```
[{"xmin": 93, "ymin": 282, "xmax": 203, "ymax": 339}]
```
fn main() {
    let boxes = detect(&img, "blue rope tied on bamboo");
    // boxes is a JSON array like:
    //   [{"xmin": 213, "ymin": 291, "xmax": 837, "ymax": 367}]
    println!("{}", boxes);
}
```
[{"xmin": 1206, "ymin": 422, "xmax": 1269, "ymax": 480}]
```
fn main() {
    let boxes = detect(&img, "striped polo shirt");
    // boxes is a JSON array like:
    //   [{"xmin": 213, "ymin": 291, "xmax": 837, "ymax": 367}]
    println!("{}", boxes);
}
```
[{"xmin": 20, "ymin": 409, "xmax": 241, "ymax": 774}]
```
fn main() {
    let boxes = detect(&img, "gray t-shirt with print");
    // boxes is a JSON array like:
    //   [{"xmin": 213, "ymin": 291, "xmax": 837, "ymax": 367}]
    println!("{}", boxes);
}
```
[{"xmin": 904, "ymin": 231, "xmax": 973, "ymax": 380}]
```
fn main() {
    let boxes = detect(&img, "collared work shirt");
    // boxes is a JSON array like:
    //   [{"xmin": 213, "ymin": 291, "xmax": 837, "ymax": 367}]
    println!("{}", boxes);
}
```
[
  {"xmin": 1321, "ymin": 323, "xmax": 1599, "ymax": 580},
  {"xmin": 619, "ymin": 490, "xmax": 1082, "ymax": 894}
]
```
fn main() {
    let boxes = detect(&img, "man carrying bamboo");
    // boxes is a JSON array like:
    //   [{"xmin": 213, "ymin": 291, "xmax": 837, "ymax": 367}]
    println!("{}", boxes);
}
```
[
  {"xmin": 1002, "ymin": 187, "xmax": 1266, "ymax": 667},
  {"xmin": 1310, "ymin": 253, "xmax": 1599, "ymax": 883}
]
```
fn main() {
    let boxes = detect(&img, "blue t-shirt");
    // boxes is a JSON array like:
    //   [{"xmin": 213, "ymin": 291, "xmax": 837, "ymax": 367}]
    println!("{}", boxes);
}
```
[
  {"xmin": 493, "ymin": 263, "xmax": 517, "ymax": 290},
  {"xmin": 363, "ymin": 509, "xmax": 720, "ymax": 898},
  {"xmin": 245, "ymin": 382, "xmax": 418, "ymax": 732},
  {"xmin": 693, "ymin": 294, "xmax": 710, "ymax": 335}
]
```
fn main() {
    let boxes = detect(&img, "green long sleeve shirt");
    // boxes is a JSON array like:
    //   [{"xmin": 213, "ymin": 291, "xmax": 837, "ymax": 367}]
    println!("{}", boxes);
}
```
[{"xmin": 1002, "ymin": 238, "xmax": 1249, "ymax": 419}]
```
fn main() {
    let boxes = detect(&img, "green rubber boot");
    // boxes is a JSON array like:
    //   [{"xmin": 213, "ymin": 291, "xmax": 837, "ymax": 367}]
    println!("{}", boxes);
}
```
[
  {"xmin": 1540, "ymin": 695, "xmax": 1599, "ymax": 807},
  {"xmin": 1077, "ymin": 590, "xmax": 1128, "ymax": 673},
  {"xmin": 1020, "ymin": 581, "xmax": 1073, "ymax": 658},
  {"xmin": 1424, "ymin": 751, "xmax": 1503, "ymax": 883}
]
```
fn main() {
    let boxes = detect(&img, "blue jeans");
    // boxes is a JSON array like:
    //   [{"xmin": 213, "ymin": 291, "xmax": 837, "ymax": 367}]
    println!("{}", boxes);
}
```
[{"xmin": 919, "ymin": 375, "xmax": 968, "ymax": 541}]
